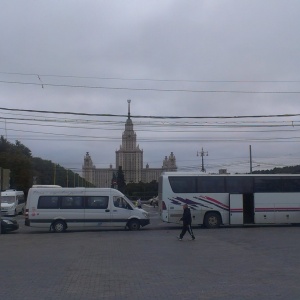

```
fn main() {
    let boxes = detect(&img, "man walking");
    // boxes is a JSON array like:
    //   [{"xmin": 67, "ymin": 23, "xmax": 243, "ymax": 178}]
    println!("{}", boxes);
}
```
[{"xmin": 178, "ymin": 204, "xmax": 195, "ymax": 241}]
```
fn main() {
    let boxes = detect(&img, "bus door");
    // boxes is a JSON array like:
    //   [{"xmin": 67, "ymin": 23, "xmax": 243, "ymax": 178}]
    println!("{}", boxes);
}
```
[
  {"xmin": 230, "ymin": 194, "xmax": 244, "ymax": 225},
  {"xmin": 243, "ymin": 193, "xmax": 254, "ymax": 224}
]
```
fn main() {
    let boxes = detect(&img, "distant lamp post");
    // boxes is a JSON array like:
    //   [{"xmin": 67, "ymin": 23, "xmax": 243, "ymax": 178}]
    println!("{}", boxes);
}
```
[
  {"xmin": 53, "ymin": 164, "xmax": 57, "ymax": 185},
  {"xmin": 197, "ymin": 148, "xmax": 208, "ymax": 172}
]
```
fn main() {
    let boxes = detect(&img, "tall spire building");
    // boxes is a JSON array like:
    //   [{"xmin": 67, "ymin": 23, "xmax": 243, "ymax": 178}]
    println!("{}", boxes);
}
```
[
  {"xmin": 82, "ymin": 100, "xmax": 177, "ymax": 187},
  {"xmin": 116, "ymin": 100, "xmax": 143, "ymax": 183}
]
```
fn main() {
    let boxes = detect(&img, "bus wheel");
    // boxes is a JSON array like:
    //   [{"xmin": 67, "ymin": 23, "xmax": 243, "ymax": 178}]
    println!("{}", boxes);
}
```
[
  {"xmin": 52, "ymin": 220, "xmax": 66, "ymax": 233},
  {"xmin": 128, "ymin": 219, "xmax": 140, "ymax": 231},
  {"xmin": 204, "ymin": 212, "xmax": 221, "ymax": 229}
]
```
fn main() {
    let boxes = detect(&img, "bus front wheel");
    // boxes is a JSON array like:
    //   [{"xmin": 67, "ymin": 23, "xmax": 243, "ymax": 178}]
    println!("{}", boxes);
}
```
[{"xmin": 204, "ymin": 212, "xmax": 221, "ymax": 229}]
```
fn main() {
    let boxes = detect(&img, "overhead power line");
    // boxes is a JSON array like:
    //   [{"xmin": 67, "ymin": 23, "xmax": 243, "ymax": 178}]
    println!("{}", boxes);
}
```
[
  {"xmin": 2, "ymin": 71, "xmax": 300, "ymax": 83},
  {"xmin": 1, "ymin": 80, "xmax": 300, "ymax": 94},
  {"xmin": 1, "ymin": 107, "xmax": 300, "ymax": 120}
]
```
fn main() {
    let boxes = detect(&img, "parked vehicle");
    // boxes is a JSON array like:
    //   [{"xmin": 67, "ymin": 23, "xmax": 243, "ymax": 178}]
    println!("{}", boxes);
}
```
[
  {"xmin": 0, "ymin": 190, "xmax": 25, "ymax": 216},
  {"xmin": 1, "ymin": 216, "xmax": 19, "ymax": 234},
  {"xmin": 149, "ymin": 196, "xmax": 158, "ymax": 207},
  {"xmin": 25, "ymin": 187, "xmax": 150, "ymax": 232},
  {"xmin": 159, "ymin": 172, "xmax": 300, "ymax": 228}
]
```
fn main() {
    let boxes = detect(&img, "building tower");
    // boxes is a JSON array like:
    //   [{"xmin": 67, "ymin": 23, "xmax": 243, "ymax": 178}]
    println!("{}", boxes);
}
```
[
  {"xmin": 82, "ymin": 152, "xmax": 95, "ymax": 183},
  {"xmin": 162, "ymin": 152, "xmax": 177, "ymax": 171},
  {"xmin": 115, "ymin": 99, "xmax": 143, "ymax": 183}
]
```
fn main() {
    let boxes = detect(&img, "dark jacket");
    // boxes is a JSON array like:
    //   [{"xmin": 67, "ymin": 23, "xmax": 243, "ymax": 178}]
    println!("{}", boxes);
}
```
[{"xmin": 180, "ymin": 207, "xmax": 192, "ymax": 225}]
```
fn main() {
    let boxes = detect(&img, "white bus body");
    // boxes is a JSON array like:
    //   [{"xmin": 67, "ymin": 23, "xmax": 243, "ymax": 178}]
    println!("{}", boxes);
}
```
[
  {"xmin": 1, "ymin": 190, "xmax": 25, "ymax": 216},
  {"xmin": 25, "ymin": 187, "xmax": 150, "ymax": 232},
  {"xmin": 159, "ymin": 172, "xmax": 300, "ymax": 228}
]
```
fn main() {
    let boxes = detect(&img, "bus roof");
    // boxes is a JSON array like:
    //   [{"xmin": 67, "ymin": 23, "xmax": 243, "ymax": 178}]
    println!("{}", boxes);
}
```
[{"xmin": 161, "ymin": 172, "xmax": 300, "ymax": 177}]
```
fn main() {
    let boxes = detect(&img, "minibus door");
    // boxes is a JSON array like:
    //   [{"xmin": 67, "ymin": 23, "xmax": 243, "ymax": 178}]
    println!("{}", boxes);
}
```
[
  {"xmin": 230, "ymin": 194, "xmax": 244, "ymax": 225},
  {"xmin": 111, "ymin": 196, "xmax": 132, "ymax": 227},
  {"xmin": 84, "ymin": 195, "xmax": 112, "ymax": 228}
]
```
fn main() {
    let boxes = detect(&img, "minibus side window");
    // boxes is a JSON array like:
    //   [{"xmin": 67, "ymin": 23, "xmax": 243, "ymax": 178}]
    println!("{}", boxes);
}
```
[
  {"xmin": 86, "ymin": 196, "xmax": 109, "ymax": 209},
  {"xmin": 38, "ymin": 196, "xmax": 59, "ymax": 209},
  {"xmin": 113, "ymin": 197, "xmax": 133, "ymax": 210},
  {"xmin": 61, "ymin": 196, "xmax": 84, "ymax": 209}
]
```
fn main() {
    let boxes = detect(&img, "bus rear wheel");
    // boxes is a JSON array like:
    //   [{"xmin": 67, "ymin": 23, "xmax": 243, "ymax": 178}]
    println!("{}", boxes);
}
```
[
  {"xmin": 52, "ymin": 220, "xmax": 67, "ymax": 233},
  {"xmin": 204, "ymin": 212, "xmax": 221, "ymax": 229}
]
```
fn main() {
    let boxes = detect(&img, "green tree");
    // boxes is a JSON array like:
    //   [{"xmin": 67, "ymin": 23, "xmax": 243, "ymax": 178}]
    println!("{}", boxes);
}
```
[
  {"xmin": 0, "ymin": 137, "xmax": 32, "ymax": 192},
  {"xmin": 111, "ymin": 172, "xmax": 117, "ymax": 188},
  {"xmin": 117, "ymin": 166, "xmax": 126, "ymax": 193},
  {"xmin": 125, "ymin": 180, "xmax": 158, "ymax": 200}
]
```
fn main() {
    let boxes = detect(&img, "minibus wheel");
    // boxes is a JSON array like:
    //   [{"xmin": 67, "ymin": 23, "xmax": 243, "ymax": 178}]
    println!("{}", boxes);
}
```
[
  {"xmin": 204, "ymin": 212, "xmax": 221, "ymax": 229},
  {"xmin": 128, "ymin": 219, "xmax": 140, "ymax": 231},
  {"xmin": 52, "ymin": 220, "xmax": 67, "ymax": 233}
]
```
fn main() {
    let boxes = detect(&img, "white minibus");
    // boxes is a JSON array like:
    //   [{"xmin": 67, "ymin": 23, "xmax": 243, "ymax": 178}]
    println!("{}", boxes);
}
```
[
  {"xmin": 159, "ymin": 172, "xmax": 300, "ymax": 228},
  {"xmin": 25, "ymin": 187, "xmax": 150, "ymax": 232},
  {"xmin": 0, "ymin": 190, "xmax": 25, "ymax": 216}
]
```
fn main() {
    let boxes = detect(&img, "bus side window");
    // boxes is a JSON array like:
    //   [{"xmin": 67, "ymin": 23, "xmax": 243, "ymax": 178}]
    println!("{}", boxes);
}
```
[
  {"xmin": 169, "ymin": 176, "xmax": 197, "ymax": 193},
  {"xmin": 198, "ymin": 177, "xmax": 225, "ymax": 193},
  {"xmin": 226, "ymin": 177, "xmax": 253, "ymax": 193}
]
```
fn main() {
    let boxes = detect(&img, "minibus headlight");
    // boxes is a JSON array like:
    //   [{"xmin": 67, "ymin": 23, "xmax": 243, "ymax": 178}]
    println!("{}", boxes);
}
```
[{"xmin": 142, "ymin": 212, "xmax": 149, "ymax": 218}]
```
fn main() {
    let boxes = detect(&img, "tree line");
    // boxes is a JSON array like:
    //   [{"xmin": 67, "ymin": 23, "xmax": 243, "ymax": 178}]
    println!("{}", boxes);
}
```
[
  {"xmin": 0, "ymin": 136, "xmax": 158, "ymax": 199},
  {"xmin": 0, "ymin": 136, "xmax": 90, "ymax": 196}
]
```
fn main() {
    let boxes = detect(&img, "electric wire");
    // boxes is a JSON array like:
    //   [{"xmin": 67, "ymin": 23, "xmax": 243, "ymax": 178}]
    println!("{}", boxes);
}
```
[
  {"xmin": 1, "ymin": 107, "xmax": 300, "ymax": 119},
  {"xmin": 2, "ymin": 71, "xmax": 300, "ymax": 83}
]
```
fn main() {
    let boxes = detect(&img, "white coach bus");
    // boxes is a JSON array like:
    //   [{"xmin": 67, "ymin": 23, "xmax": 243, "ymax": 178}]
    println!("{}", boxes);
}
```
[
  {"xmin": 25, "ymin": 187, "xmax": 150, "ymax": 232},
  {"xmin": 159, "ymin": 172, "xmax": 300, "ymax": 228}
]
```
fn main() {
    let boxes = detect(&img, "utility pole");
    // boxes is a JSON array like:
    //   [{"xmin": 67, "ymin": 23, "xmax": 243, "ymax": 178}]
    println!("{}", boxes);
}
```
[
  {"xmin": 249, "ymin": 145, "xmax": 253, "ymax": 174},
  {"xmin": 0, "ymin": 168, "xmax": 2, "ymax": 235},
  {"xmin": 53, "ymin": 164, "xmax": 56, "ymax": 185},
  {"xmin": 197, "ymin": 148, "xmax": 208, "ymax": 172}
]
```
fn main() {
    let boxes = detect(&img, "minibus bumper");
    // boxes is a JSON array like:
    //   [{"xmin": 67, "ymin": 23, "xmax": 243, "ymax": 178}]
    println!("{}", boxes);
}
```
[{"xmin": 140, "ymin": 219, "xmax": 150, "ymax": 227}]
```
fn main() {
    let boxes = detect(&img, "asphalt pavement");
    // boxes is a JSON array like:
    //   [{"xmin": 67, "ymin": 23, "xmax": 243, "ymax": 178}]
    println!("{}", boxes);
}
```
[{"xmin": 1, "ymin": 205, "xmax": 300, "ymax": 300}]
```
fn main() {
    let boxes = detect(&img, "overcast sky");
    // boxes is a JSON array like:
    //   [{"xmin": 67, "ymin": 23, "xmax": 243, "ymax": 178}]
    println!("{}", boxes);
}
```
[{"xmin": 1, "ymin": 0, "xmax": 300, "ymax": 175}]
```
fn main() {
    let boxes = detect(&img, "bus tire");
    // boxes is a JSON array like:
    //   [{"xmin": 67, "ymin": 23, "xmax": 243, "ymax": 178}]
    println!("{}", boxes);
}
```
[
  {"xmin": 52, "ymin": 220, "xmax": 67, "ymax": 233},
  {"xmin": 204, "ymin": 212, "xmax": 221, "ymax": 229},
  {"xmin": 128, "ymin": 219, "xmax": 140, "ymax": 231}
]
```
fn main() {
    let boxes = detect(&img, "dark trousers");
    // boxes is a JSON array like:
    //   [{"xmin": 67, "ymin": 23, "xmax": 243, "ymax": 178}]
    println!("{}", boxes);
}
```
[{"xmin": 180, "ymin": 224, "xmax": 194, "ymax": 238}]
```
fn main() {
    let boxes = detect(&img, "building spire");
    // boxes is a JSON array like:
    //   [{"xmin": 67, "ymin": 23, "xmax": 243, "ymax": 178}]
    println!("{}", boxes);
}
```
[{"xmin": 127, "ymin": 99, "xmax": 131, "ymax": 118}]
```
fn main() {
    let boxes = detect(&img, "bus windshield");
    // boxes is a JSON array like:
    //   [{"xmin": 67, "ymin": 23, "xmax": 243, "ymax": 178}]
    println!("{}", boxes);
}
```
[{"xmin": 0, "ymin": 196, "xmax": 15, "ymax": 204}]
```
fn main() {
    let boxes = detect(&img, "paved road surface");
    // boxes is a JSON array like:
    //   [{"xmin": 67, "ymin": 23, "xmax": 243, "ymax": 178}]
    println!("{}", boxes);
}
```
[{"xmin": 1, "ymin": 205, "xmax": 300, "ymax": 299}]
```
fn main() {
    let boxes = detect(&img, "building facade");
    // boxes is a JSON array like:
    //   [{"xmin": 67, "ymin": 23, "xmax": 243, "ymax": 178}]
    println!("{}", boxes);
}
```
[{"xmin": 82, "ymin": 100, "xmax": 177, "ymax": 187}]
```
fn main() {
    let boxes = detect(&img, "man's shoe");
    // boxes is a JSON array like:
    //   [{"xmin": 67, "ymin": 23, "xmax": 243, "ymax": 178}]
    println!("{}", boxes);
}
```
[
  {"xmin": 177, "ymin": 236, "xmax": 182, "ymax": 241},
  {"xmin": 191, "ymin": 236, "xmax": 195, "ymax": 240}
]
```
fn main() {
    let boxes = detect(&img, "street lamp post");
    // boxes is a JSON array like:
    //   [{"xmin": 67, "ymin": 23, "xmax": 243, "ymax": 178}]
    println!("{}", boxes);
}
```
[{"xmin": 197, "ymin": 148, "xmax": 208, "ymax": 172}]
